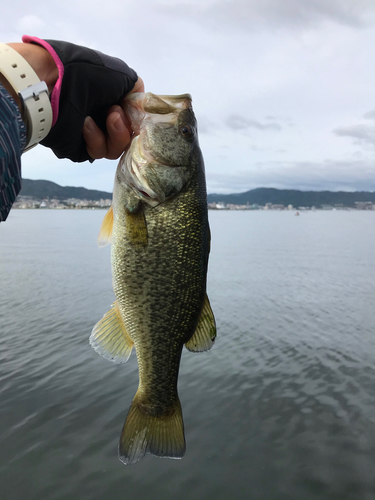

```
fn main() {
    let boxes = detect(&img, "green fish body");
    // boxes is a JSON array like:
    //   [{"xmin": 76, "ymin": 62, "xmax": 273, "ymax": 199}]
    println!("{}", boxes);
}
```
[{"xmin": 90, "ymin": 93, "xmax": 216, "ymax": 465}]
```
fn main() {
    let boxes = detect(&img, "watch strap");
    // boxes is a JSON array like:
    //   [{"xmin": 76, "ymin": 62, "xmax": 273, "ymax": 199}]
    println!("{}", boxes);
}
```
[{"xmin": 0, "ymin": 43, "xmax": 52, "ymax": 150}]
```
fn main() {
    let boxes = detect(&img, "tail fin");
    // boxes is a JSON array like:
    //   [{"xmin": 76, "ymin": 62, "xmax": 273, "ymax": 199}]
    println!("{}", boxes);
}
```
[{"xmin": 118, "ymin": 393, "xmax": 186, "ymax": 465}]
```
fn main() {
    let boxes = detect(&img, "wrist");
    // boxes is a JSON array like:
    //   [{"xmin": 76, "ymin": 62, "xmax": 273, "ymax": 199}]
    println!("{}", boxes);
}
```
[
  {"xmin": 0, "ymin": 42, "xmax": 54, "ymax": 150},
  {"xmin": 0, "ymin": 42, "xmax": 58, "ymax": 114},
  {"xmin": 8, "ymin": 43, "xmax": 58, "ymax": 95}
]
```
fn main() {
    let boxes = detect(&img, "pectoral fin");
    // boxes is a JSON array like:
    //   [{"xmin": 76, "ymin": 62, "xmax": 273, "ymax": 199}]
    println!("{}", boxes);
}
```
[
  {"xmin": 185, "ymin": 294, "xmax": 216, "ymax": 352},
  {"xmin": 126, "ymin": 206, "xmax": 148, "ymax": 247},
  {"xmin": 90, "ymin": 301, "xmax": 134, "ymax": 363},
  {"xmin": 97, "ymin": 205, "xmax": 113, "ymax": 248}
]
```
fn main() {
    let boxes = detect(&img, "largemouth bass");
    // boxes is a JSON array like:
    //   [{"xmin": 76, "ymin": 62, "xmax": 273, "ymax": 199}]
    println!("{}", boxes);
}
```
[{"xmin": 90, "ymin": 92, "xmax": 216, "ymax": 465}]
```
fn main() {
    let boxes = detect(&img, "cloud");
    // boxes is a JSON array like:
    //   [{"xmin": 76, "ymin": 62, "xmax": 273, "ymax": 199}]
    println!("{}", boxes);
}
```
[
  {"xmin": 333, "ymin": 124, "xmax": 375, "ymax": 147},
  {"xmin": 363, "ymin": 109, "xmax": 375, "ymax": 120},
  {"xmin": 333, "ymin": 109, "xmax": 375, "ymax": 147},
  {"xmin": 225, "ymin": 114, "xmax": 282, "ymax": 131},
  {"xmin": 158, "ymin": 0, "xmax": 375, "ymax": 32},
  {"xmin": 206, "ymin": 159, "xmax": 375, "ymax": 194}
]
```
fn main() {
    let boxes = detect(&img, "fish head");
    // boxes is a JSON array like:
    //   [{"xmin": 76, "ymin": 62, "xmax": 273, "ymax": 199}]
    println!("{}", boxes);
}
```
[{"xmin": 119, "ymin": 93, "xmax": 202, "ymax": 207}]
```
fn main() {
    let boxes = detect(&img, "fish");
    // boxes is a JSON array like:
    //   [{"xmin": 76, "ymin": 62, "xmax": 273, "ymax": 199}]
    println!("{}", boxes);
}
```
[{"xmin": 90, "ymin": 92, "xmax": 216, "ymax": 465}]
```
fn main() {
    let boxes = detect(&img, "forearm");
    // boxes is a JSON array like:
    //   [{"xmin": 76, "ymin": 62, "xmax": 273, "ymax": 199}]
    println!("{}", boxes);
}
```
[
  {"xmin": 0, "ymin": 42, "xmax": 57, "ymax": 222},
  {"xmin": 0, "ymin": 83, "xmax": 26, "ymax": 222}
]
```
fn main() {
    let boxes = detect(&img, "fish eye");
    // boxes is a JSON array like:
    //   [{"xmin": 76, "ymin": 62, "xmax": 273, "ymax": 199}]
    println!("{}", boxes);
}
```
[{"xmin": 180, "ymin": 125, "xmax": 194, "ymax": 138}]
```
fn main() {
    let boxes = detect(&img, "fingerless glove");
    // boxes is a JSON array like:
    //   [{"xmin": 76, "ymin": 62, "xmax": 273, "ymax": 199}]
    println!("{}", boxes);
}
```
[{"xmin": 23, "ymin": 36, "xmax": 138, "ymax": 162}]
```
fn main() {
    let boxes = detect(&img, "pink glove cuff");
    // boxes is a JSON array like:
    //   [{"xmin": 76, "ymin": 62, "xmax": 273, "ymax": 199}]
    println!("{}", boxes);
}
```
[{"xmin": 22, "ymin": 35, "xmax": 64, "ymax": 126}]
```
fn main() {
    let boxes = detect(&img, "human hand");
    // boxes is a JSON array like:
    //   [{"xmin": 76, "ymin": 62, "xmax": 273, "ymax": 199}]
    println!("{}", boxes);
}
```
[
  {"xmin": 83, "ymin": 77, "xmax": 145, "ymax": 160},
  {"xmin": 22, "ymin": 36, "xmax": 142, "ymax": 162}
]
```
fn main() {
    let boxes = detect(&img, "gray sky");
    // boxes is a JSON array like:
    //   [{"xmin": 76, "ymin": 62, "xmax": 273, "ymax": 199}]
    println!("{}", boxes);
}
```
[{"xmin": 2, "ymin": 0, "xmax": 375, "ymax": 193}]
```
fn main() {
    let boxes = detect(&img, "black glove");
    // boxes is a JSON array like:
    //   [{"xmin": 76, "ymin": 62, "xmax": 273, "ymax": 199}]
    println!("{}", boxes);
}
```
[{"xmin": 31, "ymin": 39, "xmax": 138, "ymax": 162}]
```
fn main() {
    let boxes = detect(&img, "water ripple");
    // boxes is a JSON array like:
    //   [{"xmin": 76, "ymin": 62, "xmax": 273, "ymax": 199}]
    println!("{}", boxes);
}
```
[{"xmin": 1, "ymin": 210, "xmax": 375, "ymax": 500}]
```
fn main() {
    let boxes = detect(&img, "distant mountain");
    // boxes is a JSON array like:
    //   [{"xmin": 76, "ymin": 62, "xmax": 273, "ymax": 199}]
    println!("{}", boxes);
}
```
[
  {"xmin": 20, "ymin": 179, "xmax": 112, "ymax": 201},
  {"xmin": 207, "ymin": 187, "xmax": 375, "ymax": 208},
  {"xmin": 19, "ymin": 180, "xmax": 375, "ymax": 207}
]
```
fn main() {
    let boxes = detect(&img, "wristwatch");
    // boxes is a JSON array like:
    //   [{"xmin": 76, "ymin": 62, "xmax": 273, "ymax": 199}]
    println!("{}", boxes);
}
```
[{"xmin": 0, "ymin": 42, "xmax": 52, "ymax": 151}]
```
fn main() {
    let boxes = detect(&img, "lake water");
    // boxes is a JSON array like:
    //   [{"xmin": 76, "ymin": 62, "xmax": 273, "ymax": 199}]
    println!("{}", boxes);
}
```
[{"xmin": 1, "ymin": 209, "xmax": 375, "ymax": 500}]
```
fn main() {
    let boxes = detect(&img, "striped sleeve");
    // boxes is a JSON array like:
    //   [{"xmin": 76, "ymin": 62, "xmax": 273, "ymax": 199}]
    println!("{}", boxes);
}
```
[{"xmin": 0, "ymin": 83, "xmax": 27, "ymax": 222}]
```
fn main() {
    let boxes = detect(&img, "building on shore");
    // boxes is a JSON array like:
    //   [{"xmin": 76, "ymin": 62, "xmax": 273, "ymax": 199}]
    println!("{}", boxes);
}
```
[{"xmin": 12, "ymin": 196, "xmax": 375, "ymax": 212}]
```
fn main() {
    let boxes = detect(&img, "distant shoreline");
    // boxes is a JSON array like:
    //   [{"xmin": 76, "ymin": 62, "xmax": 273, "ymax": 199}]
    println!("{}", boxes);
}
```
[
  {"xmin": 20, "ymin": 179, "xmax": 375, "ymax": 210},
  {"xmin": 12, "ymin": 205, "xmax": 375, "ymax": 212}
]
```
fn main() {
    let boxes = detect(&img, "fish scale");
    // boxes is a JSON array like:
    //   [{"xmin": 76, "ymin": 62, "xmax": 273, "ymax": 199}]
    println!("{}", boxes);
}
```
[{"xmin": 116, "ymin": 188, "xmax": 207, "ymax": 394}]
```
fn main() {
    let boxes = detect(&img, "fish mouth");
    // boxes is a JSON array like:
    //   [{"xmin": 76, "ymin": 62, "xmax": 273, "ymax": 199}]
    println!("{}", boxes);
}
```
[
  {"xmin": 124, "ymin": 92, "xmax": 192, "ymax": 135},
  {"xmin": 124, "ymin": 92, "xmax": 192, "ymax": 142}
]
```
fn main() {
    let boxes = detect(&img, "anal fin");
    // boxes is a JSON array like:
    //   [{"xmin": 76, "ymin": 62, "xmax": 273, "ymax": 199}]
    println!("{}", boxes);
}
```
[
  {"xmin": 90, "ymin": 301, "xmax": 134, "ymax": 363},
  {"xmin": 185, "ymin": 294, "xmax": 216, "ymax": 352}
]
